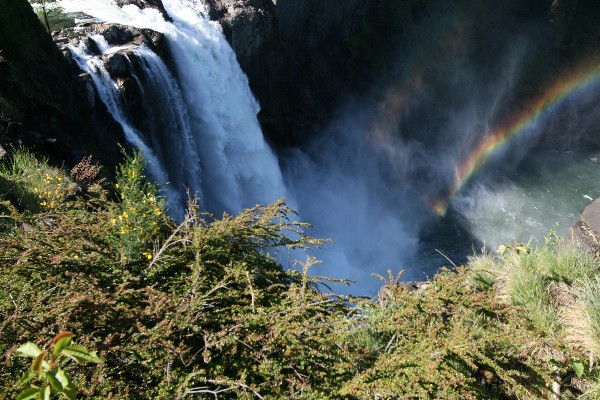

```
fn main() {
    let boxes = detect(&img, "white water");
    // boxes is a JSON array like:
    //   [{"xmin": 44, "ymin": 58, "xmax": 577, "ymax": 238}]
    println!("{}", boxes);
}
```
[
  {"xmin": 455, "ymin": 152, "xmax": 600, "ymax": 251},
  {"xmin": 58, "ymin": 0, "xmax": 600, "ymax": 297},
  {"xmin": 59, "ymin": 0, "xmax": 287, "ymax": 215},
  {"xmin": 68, "ymin": 36, "xmax": 184, "ymax": 212}
]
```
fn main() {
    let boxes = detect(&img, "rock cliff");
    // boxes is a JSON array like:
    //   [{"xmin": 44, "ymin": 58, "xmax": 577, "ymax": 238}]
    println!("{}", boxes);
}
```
[
  {"xmin": 0, "ymin": 0, "xmax": 124, "ymax": 169},
  {"xmin": 204, "ymin": 0, "xmax": 404, "ymax": 147}
]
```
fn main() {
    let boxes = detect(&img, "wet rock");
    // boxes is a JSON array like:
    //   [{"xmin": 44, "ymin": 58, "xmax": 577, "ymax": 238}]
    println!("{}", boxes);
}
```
[
  {"xmin": 103, "ymin": 51, "xmax": 131, "ymax": 79},
  {"xmin": 101, "ymin": 24, "xmax": 134, "ymax": 45},
  {"xmin": 205, "ymin": 0, "xmax": 275, "ymax": 69}
]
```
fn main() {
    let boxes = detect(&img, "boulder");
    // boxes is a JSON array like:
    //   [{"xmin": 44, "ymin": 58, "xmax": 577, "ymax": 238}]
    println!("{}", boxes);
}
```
[
  {"xmin": 101, "ymin": 24, "xmax": 134, "ymax": 45},
  {"xmin": 568, "ymin": 198, "xmax": 600, "ymax": 252},
  {"xmin": 103, "ymin": 52, "xmax": 131, "ymax": 79}
]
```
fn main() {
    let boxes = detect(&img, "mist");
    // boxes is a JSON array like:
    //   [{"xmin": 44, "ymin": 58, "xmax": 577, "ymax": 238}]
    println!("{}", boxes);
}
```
[{"xmin": 280, "ymin": 2, "xmax": 600, "ymax": 296}]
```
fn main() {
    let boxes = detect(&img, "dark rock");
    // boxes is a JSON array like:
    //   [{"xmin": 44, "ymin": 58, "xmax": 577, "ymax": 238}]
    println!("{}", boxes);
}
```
[
  {"xmin": 205, "ymin": 0, "xmax": 275, "ymax": 70},
  {"xmin": 204, "ymin": 0, "xmax": 399, "ymax": 147},
  {"xmin": 102, "ymin": 24, "xmax": 135, "ymax": 45},
  {"xmin": 103, "ymin": 52, "xmax": 131, "ymax": 79},
  {"xmin": 0, "ymin": 0, "xmax": 125, "ymax": 170},
  {"xmin": 75, "ymin": 73, "xmax": 96, "ymax": 109}
]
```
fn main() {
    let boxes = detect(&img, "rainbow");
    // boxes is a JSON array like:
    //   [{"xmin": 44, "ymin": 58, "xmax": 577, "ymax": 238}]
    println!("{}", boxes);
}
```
[{"xmin": 431, "ymin": 59, "xmax": 600, "ymax": 216}]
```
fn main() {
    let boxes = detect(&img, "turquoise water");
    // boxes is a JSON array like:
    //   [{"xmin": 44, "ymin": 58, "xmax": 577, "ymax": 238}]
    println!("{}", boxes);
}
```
[{"xmin": 412, "ymin": 150, "xmax": 600, "ymax": 279}]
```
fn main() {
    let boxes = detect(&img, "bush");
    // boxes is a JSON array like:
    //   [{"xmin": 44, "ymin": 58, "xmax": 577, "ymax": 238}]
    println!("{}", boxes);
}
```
[{"xmin": 3, "ymin": 149, "xmax": 600, "ymax": 398}]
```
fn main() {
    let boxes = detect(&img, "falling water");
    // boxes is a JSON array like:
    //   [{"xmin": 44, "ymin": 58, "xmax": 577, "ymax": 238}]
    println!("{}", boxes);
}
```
[
  {"xmin": 59, "ymin": 0, "xmax": 287, "ymax": 215},
  {"xmin": 68, "ymin": 35, "xmax": 185, "ymax": 212},
  {"xmin": 58, "ymin": 0, "xmax": 600, "ymax": 296}
]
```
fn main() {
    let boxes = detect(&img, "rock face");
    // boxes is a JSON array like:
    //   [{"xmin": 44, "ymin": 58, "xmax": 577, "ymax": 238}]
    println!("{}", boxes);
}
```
[
  {"xmin": 569, "ymin": 198, "xmax": 600, "ymax": 253},
  {"xmin": 204, "ymin": 0, "xmax": 407, "ymax": 147},
  {"xmin": 0, "ymin": 0, "xmax": 124, "ymax": 169},
  {"xmin": 204, "ymin": 0, "xmax": 275, "ymax": 71}
]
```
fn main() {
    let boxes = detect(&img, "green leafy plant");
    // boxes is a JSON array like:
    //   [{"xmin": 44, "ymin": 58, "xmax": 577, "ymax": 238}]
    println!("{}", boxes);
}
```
[
  {"xmin": 14, "ymin": 332, "xmax": 101, "ymax": 399},
  {"xmin": 110, "ymin": 149, "xmax": 166, "ymax": 265}
]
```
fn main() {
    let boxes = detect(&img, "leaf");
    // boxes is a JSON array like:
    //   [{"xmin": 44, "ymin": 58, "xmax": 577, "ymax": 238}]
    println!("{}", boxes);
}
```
[
  {"xmin": 497, "ymin": 244, "xmax": 509, "ymax": 255},
  {"xmin": 572, "ymin": 359, "xmax": 585, "ymax": 377},
  {"xmin": 17, "ymin": 387, "xmax": 41, "ymax": 400},
  {"xmin": 61, "ymin": 345, "xmax": 102, "ymax": 364},
  {"xmin": 31, "ymin": 350, "xmax": 48, "ymax": 375},
  {"xmin": 16, "ymin": 342, "xmax": 42, "ymax": 358},
  {"xmin": 53, "ymin": 336, "xmax": 73, "ymax": 356},
  {"xmin": 38, "ymin": 386, "xmax": 51, "ymax": 400},
  {"xmin": 46, "ymin": 368, "xmax": 77, "ymax": 400},
  {"xmin": 17, "ymin": 370, "xmax": 37, "ymax": 387}
]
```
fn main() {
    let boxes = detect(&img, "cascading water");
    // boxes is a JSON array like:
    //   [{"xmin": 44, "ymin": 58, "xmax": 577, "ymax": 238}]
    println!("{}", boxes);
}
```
[
  {"xmin": 59, "ymin": 0, "xmax": 287, "ymax": 216},
  {"xmin": 58, "ymin": 0, "xmax": 600, "ymax": 296},
  {"xmin": 68, "ymin": 35, "xmax": 185, "ymax": 213}
]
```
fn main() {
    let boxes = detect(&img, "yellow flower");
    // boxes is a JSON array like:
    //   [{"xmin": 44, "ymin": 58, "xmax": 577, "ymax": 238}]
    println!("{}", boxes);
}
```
[{"xmin": 115, "ymin": 183, "xmax": 120, "ymax": 189}]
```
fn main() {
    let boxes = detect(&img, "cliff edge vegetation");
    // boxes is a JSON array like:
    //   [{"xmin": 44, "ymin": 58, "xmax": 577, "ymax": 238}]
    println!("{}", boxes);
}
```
[{"xmin": 1, "ymin": 148, "xmax": 600, "ymax": 398}]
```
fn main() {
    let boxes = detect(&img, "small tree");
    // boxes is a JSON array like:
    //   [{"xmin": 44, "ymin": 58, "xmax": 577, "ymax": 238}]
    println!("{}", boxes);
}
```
[
  {"xmin": 29, "ymin": 0, "xmax": 71, "ymax": 34},
  {"xmin": 14, "ymin": 332, "xmax": 102, "ymax": 400}
]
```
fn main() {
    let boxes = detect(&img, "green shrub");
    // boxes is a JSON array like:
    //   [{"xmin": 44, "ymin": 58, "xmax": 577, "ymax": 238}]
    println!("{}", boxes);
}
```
[
  {"xmin": 13, "ymin": 332, "xmax": 101, "ymax": 400},
  {"xmin": 110, "ymin": 150, "xmax": 166, "ymax": 266},
  {"xmin": 340, "ymin": 267, "xmax": 551, "ymax": 399},
  {"xmin": 3, "ymin": 149, "xmax": 600, "ymax": 398}
]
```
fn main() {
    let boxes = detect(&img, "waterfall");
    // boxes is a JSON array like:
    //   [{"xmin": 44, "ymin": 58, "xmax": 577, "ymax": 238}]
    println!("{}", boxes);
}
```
[
  {"xmin": 59, "ymin": 0, "xmax": 287, "ymax": 215},
  {"xmin": 68, "ymin": 35, "xmax": 186, "ymax": 214}
]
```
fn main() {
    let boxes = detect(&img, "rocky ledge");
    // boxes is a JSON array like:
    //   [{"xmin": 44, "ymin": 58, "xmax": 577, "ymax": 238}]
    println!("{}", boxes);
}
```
[{"xmin": 569, "ymin": 198, "xmax": 600, "ymax": 254}]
